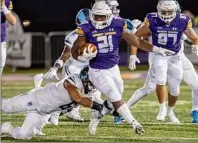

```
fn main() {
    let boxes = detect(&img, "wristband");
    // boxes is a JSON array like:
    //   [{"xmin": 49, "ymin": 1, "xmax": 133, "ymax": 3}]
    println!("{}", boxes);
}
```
[
  {"xmin": 54, "ymin": 59, "xmax": 63, "ymax": 69},
  {"xmin": 91, "ymin": 101, "xmax": 103, "ymax": 112}
]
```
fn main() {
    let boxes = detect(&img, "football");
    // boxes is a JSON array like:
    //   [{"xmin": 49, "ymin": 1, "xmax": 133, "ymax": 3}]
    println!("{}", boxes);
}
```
[{"xmin": 78, "ymin": 43, "xmax": 97, "ymax": 55}]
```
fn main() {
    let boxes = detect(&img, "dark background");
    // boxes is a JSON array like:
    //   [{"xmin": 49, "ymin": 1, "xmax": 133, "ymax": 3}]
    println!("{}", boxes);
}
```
[{"xmin": 12, "ymin": 0, "xmax": 198, "ymax": 33}]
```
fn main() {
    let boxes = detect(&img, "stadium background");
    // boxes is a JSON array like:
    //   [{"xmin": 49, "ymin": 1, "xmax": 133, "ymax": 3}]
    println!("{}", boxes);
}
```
[{"xmin": 1, "ymin": 0, "xmax": 198, "ymax": 142}]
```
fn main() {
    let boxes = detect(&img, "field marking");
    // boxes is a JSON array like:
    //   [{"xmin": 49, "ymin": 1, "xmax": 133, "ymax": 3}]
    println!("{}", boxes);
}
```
[
  {"xmin": 2, "ymin": 85, "xmax": 191, "ymax": 90},
  {"xmin": 33, "ymin": 135, "xmax": 198, "ymax": 141}
]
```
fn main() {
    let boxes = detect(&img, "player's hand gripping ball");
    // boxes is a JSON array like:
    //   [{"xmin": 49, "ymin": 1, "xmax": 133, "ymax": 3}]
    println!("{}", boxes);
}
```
[{"xmin": 78, "ymin": 43, "xmax": 98, "ymax": 61}]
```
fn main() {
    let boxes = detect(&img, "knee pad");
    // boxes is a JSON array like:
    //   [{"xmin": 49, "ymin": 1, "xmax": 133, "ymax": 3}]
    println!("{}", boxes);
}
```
[
  {"xmin": 142, "ymin": 82, "xmax": 156, "ymax": 94},
  {"xmin": 169, "ymin": 87, "xmax": 180, "ymax": 97}
]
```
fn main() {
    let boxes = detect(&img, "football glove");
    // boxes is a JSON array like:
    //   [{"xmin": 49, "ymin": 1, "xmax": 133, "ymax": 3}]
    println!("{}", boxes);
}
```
[
  {"xmin": 129, "ymin": 55, "xmax": 140, "ymax": 70},
  {"xmin": 43, "ymin": 67, "xmax": 59, "ymax": 80},
  {"xmin": 192, "ymin": 45, "xmax": 198, "ymax": 56},
  {"xmin": 152, "ymin": 46, "xmax": 175, "ymax": 56}
]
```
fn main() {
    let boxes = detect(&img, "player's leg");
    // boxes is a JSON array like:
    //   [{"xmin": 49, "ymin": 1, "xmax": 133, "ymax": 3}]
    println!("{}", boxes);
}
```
[
  {"xmin": 127, "ymin": 68, "xmax": 156, "ymax": 108},
  {"xmin": 2, "ymin": 89, "xmax": 37, "ymax": 113},
  {"xmin": 166, "ymin": 55, "xmax": 183, "ymax": 124},
  {"xmin": 1, "ymin": 111, "xmax": 47, "ymax": 140},
  {"xmin": 151, "ymin": 54, "xmax": 168, "ymax": 121},
  {"xmin": 48, "ymin": 111, "xmax": 61, "ymax": 126},
  {"xmin": 0, "ymin": 42, "xmax": 6, "ymax": 76},
  {"xmin": 88, "ymin": 65, "xmax": 144, "ymax": 135},
  {"xmin": 182, "ymin": 54, "xmax": 198, "ymax": 123}
]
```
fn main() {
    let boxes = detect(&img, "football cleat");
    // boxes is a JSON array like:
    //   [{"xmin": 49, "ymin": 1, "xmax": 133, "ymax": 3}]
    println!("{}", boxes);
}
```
[
  {"xmin": 1, "ymin": 122, "xmax": 13, "ymax": 134},
  {"xmin": 192, "ymin": 110, "xmax": 198, "ymax": 123},
  {"xmin": 167, "ymin": 111, "xmax": 181, "ymax": 124},
  {"xmin": 66, "ymin": 110, "xmax": 84, "ymax": 122},
  {"xmin": 156, "ymin": 107, "xmax": 167, "ymax": 121},
  {"xmin": 89, "ymin": 110, "xmax": 102, "ymax": 135},
  {"xmin": 113, "ymin": 116, "xmax": 124, "ymax": 124},
  {"xmin": 131, "ymin": 120, "xmax": 145, "ymax": 135}
]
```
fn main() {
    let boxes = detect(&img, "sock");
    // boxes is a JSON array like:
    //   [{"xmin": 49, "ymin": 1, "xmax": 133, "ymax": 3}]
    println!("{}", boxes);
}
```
[
  {"xmin": 167, "ymin": 106, "xmax": 174, "ymax": 115},
  {"xmin": 192, "ymin": 89, "xmax": 198, "ymax": 111},
  {"xmin": 127, "ymin": 87, "xmax": 149, "ymax": 109},
  {"xmin": 159, "ymin": 102, "xmax": 166, "ymax": 109},
  {"xmin": 117, "ymin": 103, "xmax": 136, "ymax": 124}
]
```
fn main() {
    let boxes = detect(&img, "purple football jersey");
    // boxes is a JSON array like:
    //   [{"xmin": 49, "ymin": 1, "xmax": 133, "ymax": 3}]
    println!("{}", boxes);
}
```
[
  {"xmin": 144, "ymin": 12, "xmax": 192, "ymax": 53},
  {"xmin": 76, "ymin": 17, "xmax": 126, "ymax": 69},
  {"xmin": 1, "ymin": 0, "xmax": 13, "ymax": 42}
]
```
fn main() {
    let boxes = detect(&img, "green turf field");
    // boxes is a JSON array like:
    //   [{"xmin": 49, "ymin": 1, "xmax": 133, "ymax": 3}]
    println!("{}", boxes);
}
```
[{"xmin": 1, "ymin": 72, "xmax": 198, "ymax": 142}]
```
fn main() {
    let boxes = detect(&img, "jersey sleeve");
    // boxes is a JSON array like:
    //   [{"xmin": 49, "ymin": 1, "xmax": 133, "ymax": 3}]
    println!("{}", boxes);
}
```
[
  {"xmin": 64, "ymin": 31, "xmax": 78, "ymax": 48},
  {"xmin": 186, "ymin": 18, "xmax": 193, "ymax": 30},
  {"xmin": 66, "ymin": 74, "xmax": 84, "ymax": 91},
  {"xmin": 75, "ymin": 26, "xmax": 85, "ymax": 37},
  {"xmin": 144, "ymin": 15, "xmax": 150, "ymax": 27}
]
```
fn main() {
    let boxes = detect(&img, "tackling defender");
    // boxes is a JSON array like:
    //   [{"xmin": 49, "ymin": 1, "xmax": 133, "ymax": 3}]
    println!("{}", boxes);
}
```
[
  {"xmin": 1, "ymin": 67, "xmax": 103, "ymax": 140},
  {"xmin": 127, "ymin": 0, "xmax": 198, "ymax": 123},
  {"xmin": 72, "ymin": 1, "xmax": 175, "ymax": 135}
]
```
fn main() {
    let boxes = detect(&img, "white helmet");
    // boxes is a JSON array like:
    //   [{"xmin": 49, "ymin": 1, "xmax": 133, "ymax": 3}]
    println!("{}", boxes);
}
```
[
  {"xmin": 157, "ymin": 0, "xmax": 178, "ymax": 24},
  {"xmin": 91, "ymin": 1, "xmax": 113, "ymax": 29},
  {"xmin": 105, "ymin": 0, "xmax": 120, "ymax": 16}
]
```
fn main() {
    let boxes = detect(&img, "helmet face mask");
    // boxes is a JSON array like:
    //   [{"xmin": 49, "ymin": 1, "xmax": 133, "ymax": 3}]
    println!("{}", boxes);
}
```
[
  {"xmin": 157, "ymin": 0, "xmax": 178, "ymax": 24},
  {"xmin": 91, "ymin": 1, "xmax": 113, "ymax": 29}
]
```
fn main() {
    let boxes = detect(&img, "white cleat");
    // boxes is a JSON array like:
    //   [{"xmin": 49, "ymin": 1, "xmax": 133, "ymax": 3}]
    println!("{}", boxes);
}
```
[
  {"xmin": 157, "ymin": 108, "xmax": 167, "ymax": 121},
  {"xmin": 88, "ymin": 110, "xmax": 102, "ymax": 135},
  {"xmin": 131, "ymin": 120, "xmax": 145, "ymax": 135},
  {"xmin": 49, "ymin": 114, "xmax": 59, "ymax": 126},
  {"xmin": 167, "ymin": 112, "xmax": 181, "ymax": 124},
  {"xmin": 66, "ymin": 110, "xmax": 84, "ymax": 122},
  {"xmin": 1, "ymin": 122, "xmax": 13, "ymax": 134}
]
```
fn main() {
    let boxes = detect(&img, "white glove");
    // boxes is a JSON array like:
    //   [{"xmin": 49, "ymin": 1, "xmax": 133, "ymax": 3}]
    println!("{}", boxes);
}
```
[
  {"xmin": 82, "ymin": 44, "xmax": 97, "ymax": 60},
  {"xmin": 192, "ymin": 45, "xmax": 198, "ymax": 56},
  {"xmin": 43, "ymin": 68, "xmax": 59, "ymax": 80},
  {"xmin": 152, "ymin": 46, "xmax": 175, "ymax": 56},
  {"xmin": 129, "ymin": 55, "xmax": 140, "ymax": 70}
]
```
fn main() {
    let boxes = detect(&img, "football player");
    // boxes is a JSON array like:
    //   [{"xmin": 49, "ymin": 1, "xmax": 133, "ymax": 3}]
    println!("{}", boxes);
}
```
[
  {"xmin": 72, "ymin": 1, "xmax": 175, "ymax": 135},
  {"xmin": 43, "ymin": 8, "xmax": 103, "ymax": 124},
  {"xmin": 0, "ymin": 0, "xmax": 16, "ymax": 77},
  {"xmin": 1, "ymin": 67, "xmax": 103, "ymax": 140},
  {"xmin": 127, "ymin": 0, "xmax": 198, "ymax": 123}
]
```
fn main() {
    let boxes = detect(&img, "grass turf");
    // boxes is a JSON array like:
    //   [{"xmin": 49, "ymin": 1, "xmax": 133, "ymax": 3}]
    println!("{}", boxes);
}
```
[{"xmin": 1, "ymin": 75, "xmax": 198, "ymax": 142}]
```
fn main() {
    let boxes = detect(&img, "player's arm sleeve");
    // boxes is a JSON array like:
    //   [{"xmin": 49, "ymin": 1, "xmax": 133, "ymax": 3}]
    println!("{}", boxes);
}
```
[
  {"xmin": 185, "ymin": 18, "xmax": 193, "ymax": 30},
  {"xmin": 75, "ymin": 26, "xmax": 85, "ymax": 37},
  {"xmin": 64, "ymin": 31, "xmax": 78, "ymax": 48},
  {"xmin": 144, "ymin": 15, "xmax": 150, "ymax": 28}
]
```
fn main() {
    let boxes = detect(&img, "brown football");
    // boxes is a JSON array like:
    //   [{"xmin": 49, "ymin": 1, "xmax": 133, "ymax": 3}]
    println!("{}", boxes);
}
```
[{"xmin": 78, "ymin": 43, "xmax": 97, "ymax": 55}]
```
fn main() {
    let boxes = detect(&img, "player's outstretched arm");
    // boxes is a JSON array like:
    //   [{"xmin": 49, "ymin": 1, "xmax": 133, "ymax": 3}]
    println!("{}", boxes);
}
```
[
  {"xmin": 64, "ymin": 80, "xmax": 103, "ymax": 112},
  {"xmin": 1, "ymin": 0, "xmax": 16, "ymax": 25}
]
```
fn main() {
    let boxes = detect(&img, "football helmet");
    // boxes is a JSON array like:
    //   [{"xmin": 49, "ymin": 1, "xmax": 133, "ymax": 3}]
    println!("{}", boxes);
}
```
[
  {"xmin": 90, "ymin": 1, "xmax": 113, "ymax": 29},
  {"xmin": 79, "ymin": 66, "xmax": 96, "ymax": 94},
  {"xmin": 76, "ymin": 8, "xmax": 91, "ymax": 26},
  {"xmin": 157, "ymin": 0, "xmax": 178, "ymax": 24},
  {"xmin": 105, "ymin": 0, "xmax": 120, "ymax": 16}
]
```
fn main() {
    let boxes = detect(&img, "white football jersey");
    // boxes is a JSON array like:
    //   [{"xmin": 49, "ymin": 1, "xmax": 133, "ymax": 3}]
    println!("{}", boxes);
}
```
[{"xmin": 35, "ymin": 74, "xmax": 84, "ymax": 114}]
